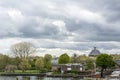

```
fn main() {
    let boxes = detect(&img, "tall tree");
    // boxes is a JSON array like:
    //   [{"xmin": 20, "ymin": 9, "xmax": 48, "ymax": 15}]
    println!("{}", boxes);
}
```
[
  {"xmin": 58, "ymin": 53, "xmax": 70, "ymax": 64},
  {"xmin": 9, "ymin": 57, "xmax": 21, "ymax": 68},
  {"xmin": 71, "ymin": 53, "xmax": 78, "ymax": 63},
  {"xmin": 44, "ymin": 54, "xmax": 52, "ymax": 70},
  {"xmin": 35, "ymin": 57, "xmax": 44, "ymax": 72},
  {"xmin": 0, "ymin": 54, "xmax": 10, "ymax": 71},
  {"xmin": 85, "ymin": 58, "xmax": 94, "ymax": 70},
  {"xmin": 96, "ymin": 54, "xmax": 115, "ymax": 78},
  {"xmin": 11, "ymin": 42, "xmax": 36, "ymax": 59},
  {"xmin": 19, "ymin": 58, "xmax": 31, "ymax": 72},
  {"xmin": 78, "ymin": 55, "xmax": 89, "ymax": 63}
]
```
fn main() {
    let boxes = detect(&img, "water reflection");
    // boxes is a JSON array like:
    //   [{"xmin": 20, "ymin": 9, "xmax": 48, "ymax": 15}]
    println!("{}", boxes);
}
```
[
  {"xmin": 0, "ymin": 76, "xmax": 82, "ymax": 80},
  {"xmin": 17, "ymin": 76, "xmax": 44, "ymax": 80}
]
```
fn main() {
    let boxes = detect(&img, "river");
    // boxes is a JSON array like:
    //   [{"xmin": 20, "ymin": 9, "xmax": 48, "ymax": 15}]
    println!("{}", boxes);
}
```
[
  {"xmin": 0, "ymin": 76, "xmax": 84, "ymax": 80},
  {"xmin": 0, "ymin": 76, "xmax": 118, "ymax": 80}
]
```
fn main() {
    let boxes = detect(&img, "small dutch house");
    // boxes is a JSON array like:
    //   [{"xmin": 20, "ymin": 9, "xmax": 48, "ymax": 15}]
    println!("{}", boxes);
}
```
[{"xmin": 51, "ymin": 56, "xmax": 83, "ymax": 73}]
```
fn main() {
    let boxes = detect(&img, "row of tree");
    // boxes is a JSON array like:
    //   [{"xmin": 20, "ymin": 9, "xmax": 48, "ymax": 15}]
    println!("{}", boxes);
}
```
[
  {"xmin": 8, "ymin": 42, "xmax": 96, "ymax": 72},
  {"xmin": 0, "ymin": 53, "xmax": 52, "ymax": 72},
  {"xmin": 0, "ymin": 53, "xmax": 94, "ymax": 72},
  {"xmin": 0, "ymin": 41, "xmax": 116, "ymax": 78},
  {"xmin": 0, "ymin": 40, "xmax": 95, "ymax": 72}
]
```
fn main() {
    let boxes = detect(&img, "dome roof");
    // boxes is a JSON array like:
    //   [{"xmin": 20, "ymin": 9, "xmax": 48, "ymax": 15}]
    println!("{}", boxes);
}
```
[{"xmin": 89, "ymin": 47, "xmax": 101, "ymax": 57}]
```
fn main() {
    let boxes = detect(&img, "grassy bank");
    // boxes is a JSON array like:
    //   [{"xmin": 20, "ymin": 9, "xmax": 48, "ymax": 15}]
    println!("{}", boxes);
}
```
[{"xmin": 0, "ymin": 70, "xmax": 44, "ymax": 74}]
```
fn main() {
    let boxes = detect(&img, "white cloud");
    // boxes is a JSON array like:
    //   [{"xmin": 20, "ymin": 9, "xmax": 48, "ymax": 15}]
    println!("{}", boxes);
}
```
[
  {"xmin": 52, "ymin": 20, "xmax": 67, "ymax": 32},
  {"xmin": 7, "ymin": 9, "xmax": 24, "ymax": 20},
  {"xmin": 35, "ymin": 48, "xmax": 85, "ymax": 57},
  {"xmin": 64, "ymin": 5, "xmax": 105, "ymax": 24},
  {"xmin": 53, "ymin": 20, "xmax": 66, "ymax": 28},
  {"xmin": 0, "ymin": 0, "xmax": 119, "ymax": 56},
  {"xmin": 0, "ymin": 38, "xmax": 119, "ymax": 56}
]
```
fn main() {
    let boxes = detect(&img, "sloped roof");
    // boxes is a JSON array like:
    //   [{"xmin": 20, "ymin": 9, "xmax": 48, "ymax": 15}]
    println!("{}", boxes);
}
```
[{"xmin": 89, "ymin": 47, "xmax": 101, "ymax": 56}]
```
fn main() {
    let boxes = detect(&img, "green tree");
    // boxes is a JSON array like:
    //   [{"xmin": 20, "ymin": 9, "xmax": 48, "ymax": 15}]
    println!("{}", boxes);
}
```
[
  {"xmin": 10, "ymin": 57, "xmax": 21, "ymax": 68},
  {"xmin": 19, "ymin": 58, "xmax": 31, "ymax": 72},
  {"xmin": 44, "ymin": 54, "xmax": 52, "ymax": 70},
  {"xmin": 96, "ymin": 54, "xmax": 115, "ymax": 78},
  {"xmin": 35, "ymin": 57, "xmax": 44, "ymax": 72},
  {"xmin": 111, "ymin": 54, "xmax": 120, "ymax": 60},
  {"xmin": 78, "ymin": 55, "xmax": 89, "ymax": 63},
  {"xmin": 0, "ymin": 54, "xmax": 11, "ymax": 71},
  {"xmin": 71, "ymin": 53, "xmax": 79, "ymax": 63},
  {"xmin": 85, "ymin": 58, "xmax": 94, "ymax": 70},
  {"xmin": 58, "ymin": 53, "xmax": 70, "ymax": 64}
]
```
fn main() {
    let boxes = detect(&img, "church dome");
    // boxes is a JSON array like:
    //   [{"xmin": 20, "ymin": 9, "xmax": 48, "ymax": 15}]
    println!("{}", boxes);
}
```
[{"xmin": 89, "ymin": 47, "xmax": 101, "ymax": 57}]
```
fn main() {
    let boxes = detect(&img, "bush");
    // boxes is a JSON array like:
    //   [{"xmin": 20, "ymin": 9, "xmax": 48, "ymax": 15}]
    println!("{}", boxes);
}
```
[
  {"xmin": 52, "ymin": 71, "xmax": 61, "ymax": 74},
  {"xmin": 40, "ymin": 68, "xmax": 47, "ymax": 73},
  {"xmin": 68, "ymin": 70, "xmax": 79, "ymax": 74}
]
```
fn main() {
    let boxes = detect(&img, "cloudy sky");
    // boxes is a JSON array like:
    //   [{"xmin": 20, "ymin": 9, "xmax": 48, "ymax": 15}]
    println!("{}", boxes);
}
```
[{"xmin": 0, "ymin": 0, "xmax": 120, "ymax": 56}]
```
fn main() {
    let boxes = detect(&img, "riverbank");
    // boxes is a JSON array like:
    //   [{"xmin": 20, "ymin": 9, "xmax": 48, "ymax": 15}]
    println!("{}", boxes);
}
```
[
  {"xmin": 0, "ymin": 73, "xmax": 86, "ymax": 78},
  {"xmin": 0, "ymin": 73, "xmax": 46, "ymax": 76},
  {"xmin": 0, "ymin": 73, "xmax": 113, "ymax": 80}
]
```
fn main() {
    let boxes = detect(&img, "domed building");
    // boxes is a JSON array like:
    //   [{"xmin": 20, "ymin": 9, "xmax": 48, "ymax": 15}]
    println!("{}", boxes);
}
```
[{"xmin": 89, "ymin": 47, "xmax": 101, "ymax": 57}]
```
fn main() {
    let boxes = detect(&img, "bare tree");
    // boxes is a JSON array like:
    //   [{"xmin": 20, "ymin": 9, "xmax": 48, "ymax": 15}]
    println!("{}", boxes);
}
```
[{"xmin": 11, "ymin": 42, "xmax": 36, "ymax": 59}]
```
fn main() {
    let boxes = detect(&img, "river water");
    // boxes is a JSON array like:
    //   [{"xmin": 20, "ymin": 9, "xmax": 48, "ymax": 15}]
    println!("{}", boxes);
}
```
[
  {"xmin": 0, "ymin": 76, "xmax": 118, "ymax": 80},
  {"xmin": 0, "ymin": 76, "xmax": 84, "ymax": 80}
]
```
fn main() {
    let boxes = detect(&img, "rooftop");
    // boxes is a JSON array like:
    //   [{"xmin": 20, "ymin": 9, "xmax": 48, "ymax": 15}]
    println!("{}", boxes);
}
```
[{"xmin": 89, "ymin": 47, "xmax": 101, "ymax": 57}]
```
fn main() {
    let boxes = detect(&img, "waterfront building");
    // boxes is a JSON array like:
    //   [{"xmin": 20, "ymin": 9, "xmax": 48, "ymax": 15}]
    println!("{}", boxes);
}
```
[{"xmin": 51, "ymin": 56, "xmax": 83, "ymax": 72}]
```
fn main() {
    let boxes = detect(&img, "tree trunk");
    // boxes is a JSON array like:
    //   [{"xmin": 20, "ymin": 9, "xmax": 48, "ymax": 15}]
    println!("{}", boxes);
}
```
[{"xmin": 101, "ymin": 68, "xmax": 104, "ymax": 78}]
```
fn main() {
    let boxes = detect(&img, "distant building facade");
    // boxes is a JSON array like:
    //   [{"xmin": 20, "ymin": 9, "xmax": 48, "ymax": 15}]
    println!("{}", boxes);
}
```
[
  {"xmin": 51, "ymin": 56, "xmax": 83, "ymax": 72},
  {"xmin": 60, "ymin": 63, "xmax": 83, "ymax": 72},
  {"xmin": 89, "ymin": 47, "xmax": 101, "ymax": 57},
  {"xmin": 51, "ymin": 63, "xmax": 83, "ymax": 72},
  {"xmin": 51, "ymin": 56, "xmax": 58, "ymax": 65}
]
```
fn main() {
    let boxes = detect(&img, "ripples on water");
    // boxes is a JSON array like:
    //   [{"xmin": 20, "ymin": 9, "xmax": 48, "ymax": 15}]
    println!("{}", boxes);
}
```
[
  {"xmin": 0, "ymin": 76, "xmax": 84, "ymax": 80},
  {"xmin": 0, "ymin": 76, "xmax": 119, "ymax": 80}
]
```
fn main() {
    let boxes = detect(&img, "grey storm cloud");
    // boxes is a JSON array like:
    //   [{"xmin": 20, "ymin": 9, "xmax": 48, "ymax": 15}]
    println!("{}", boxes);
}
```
[
  {"xmin": 0, "ymin": 0, "xmax": 119, "ymax": 41},
  {"xmin": 0, "ymin": 0, "xmax": 120, "ymax": 55}
]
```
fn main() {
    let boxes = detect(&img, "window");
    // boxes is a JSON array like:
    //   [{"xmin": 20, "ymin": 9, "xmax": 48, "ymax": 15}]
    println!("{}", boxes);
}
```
[{"xmin": 67, "ymin": 68, "xmax": 71, "ymax": 71}]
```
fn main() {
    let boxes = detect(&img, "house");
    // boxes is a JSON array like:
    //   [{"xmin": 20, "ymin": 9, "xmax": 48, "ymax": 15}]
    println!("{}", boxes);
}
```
[
  {"xmin": 89, "ymin": 47, "xmax": 101, "ymax": 57},
  {"xmin": 51, "ymin": 63, "xmax": 83, "ymax": 72},
  {"xmin": 51, "ymin": 56, "xmax": 59, "ymax": 71},
  {"xmin": 60, "ymin": 63, "xmax": 83, "ymax": 72},
  {"xmin": 51, "ymin": 56, "xmax": 83, "ymax": 72}
]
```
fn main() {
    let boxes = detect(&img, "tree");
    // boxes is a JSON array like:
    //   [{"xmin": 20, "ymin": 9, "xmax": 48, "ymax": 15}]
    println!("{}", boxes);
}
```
[
  {"xmin": 0, "ymin": 54, "xmax": 11, "ymax": 71},
  {"xmin": 44, "ymin": 54, "xmax": 52, "ymax": 70},
  {"xmin": 10, "ymin": 57, "xmax": 21, "ymax": 68},
  {"xmin": 111, "ymin": 54, "xmax": 120, "ymax": 60},
  {"xmin": 78, "ymin": 55, "xmax": 89, "ymax": 63},
  {"xmin": 71, "ymin": 53, "xmax": 79, "ymax": 63},
  {"xmin": 35, "ymin": 57, "xmax": 44, "ymax": 72},
  {"xmin": 19, "ymin": 58, "xmax": 31, "ymax": 72},
  {"xmin": 96, "ymin": 54, "xmax": 115, "ymax": 78},
  {"xmin": 58, "ymin": 53, "xmax": 70, "ymax": 64},
  {"xmin": 85, "ymin": 58, "xmax": 94, "ymax": 70},
  {"xmin": 11, "ymin": 42, "xmax": 36, "ymax": 59}
]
